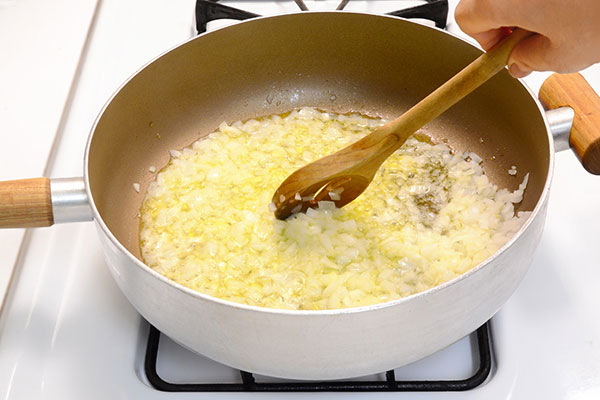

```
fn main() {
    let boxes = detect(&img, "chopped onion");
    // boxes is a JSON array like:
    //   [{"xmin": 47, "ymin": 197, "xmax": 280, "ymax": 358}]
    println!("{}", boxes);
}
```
[
  {"xmin": 328, "ymin": 191, "xmax": 341, "ymax": 201},
  {"xmin": 140, "ymin": 108, "xmax": 530, "ymax": 311},
  {"xmin": 169, "ymin": 149, "xmax": 182, "ymax": 158}
]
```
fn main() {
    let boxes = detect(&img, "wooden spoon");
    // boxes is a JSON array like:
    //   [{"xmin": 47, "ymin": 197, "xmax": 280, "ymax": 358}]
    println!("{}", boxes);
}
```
[{"xmin": 272, "ymin": 28, "xmax": 532, "ymax": 220}]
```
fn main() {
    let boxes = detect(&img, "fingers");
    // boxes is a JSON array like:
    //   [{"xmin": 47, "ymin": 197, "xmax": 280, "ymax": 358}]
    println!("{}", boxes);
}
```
[
  {"xmin": 508, "ymin": 34, "xmax": 555, "ymax": 77},
  {"xmin": 468, "ymin": 28, "xmax": 507, "ymax": 51},
  {"xmin": 456, "ymin": 0, "xmax": 559, "ymax": 77},
  {"xmin": 455, "ymin": 0, "xmax": 507, "ymax": 35},
  {"xmin": 507, "ymin": 63, "xmax": 531, "ymax": 79},
  {"xmin": 455, "ymin": 0, "xmax": 600, "ymax": 75},
  {"xmin": 455, "ymin": 0, "xmax": 529, "ymax": 48}
]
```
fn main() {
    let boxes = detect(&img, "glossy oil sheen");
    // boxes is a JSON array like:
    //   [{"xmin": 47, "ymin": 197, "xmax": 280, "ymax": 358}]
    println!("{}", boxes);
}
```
[{"xmin": 85, "ymin": 12, "xmax": 553, "ymax": 379}]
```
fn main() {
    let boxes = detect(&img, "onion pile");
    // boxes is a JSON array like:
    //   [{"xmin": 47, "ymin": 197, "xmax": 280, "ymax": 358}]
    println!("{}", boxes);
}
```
[{"xmin": 139, "ymin": 108, "xmax": 529, "ymax": 310}]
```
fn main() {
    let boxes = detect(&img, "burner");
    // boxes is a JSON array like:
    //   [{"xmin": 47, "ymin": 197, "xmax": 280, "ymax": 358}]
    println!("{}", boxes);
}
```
[
  {"xmin": 148, "ymin": 2, "xmax": 479, "ymax": 392},
  {"xmin": 144, "ymin": 321, "xmax": 491, "ymax": 392},
  {"xmin": 195, "ymin": 0, "xmax": 449, "ymax": 34}
]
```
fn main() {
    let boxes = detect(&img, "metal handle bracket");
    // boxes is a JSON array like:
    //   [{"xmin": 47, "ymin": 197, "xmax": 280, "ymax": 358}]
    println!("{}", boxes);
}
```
[
  {"xmin": 545, "ymin": 107, "xmax": 574, "ymax": 153},
  {"xmin": 50, "ymin": 177, "xmax": 93, "ymax": 224}
]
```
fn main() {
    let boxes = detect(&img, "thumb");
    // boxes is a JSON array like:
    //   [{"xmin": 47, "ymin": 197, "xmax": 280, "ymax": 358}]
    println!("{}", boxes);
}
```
[{"xmin": 507, "ymin": 34, "xmax": 554, "ymax": 78}]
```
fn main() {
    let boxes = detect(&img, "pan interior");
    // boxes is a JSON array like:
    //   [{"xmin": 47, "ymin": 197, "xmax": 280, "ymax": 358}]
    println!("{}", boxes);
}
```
[{"xmin": 87, "ymin": 12, "xmax": 550, "ymax": 260}]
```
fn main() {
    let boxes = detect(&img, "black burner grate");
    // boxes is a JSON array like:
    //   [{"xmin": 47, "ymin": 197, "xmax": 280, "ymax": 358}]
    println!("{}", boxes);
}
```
[
  {"xmin": 144, "ymin": 321, "xmax": 491, "ymax": 392},
  {"xmin": 195, "ymin": 0, "xmax": 449, "ymax": 34},
  {"xmin": 147, "ymin": 2, "xmax": 484, "ymax": 391}
]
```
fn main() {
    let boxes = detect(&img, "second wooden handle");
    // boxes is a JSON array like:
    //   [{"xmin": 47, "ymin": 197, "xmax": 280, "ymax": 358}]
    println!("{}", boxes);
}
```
[
  {"xmin": 539, "ymin": 73, "xmax": 600, "ymax": 175},
  {"xmin": 0, "ymin": 178, "xmax": 54, "ymax": 228}
]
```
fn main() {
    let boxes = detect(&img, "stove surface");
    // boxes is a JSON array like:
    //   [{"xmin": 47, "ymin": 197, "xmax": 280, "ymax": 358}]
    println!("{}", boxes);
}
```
[
  {"xmin": 197, "ymin": 0, "xmax": 446, "ymax": 32},
  {"xmin": 1, "ymin": 1, "xmax": 600, "ymax": 399},
  {"xmin": 147, "ymin": 323, "xmax": 489, "ymax": 389}
]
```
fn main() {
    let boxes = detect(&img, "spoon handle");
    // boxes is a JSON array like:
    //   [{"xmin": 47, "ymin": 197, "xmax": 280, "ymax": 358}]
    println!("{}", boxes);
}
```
[{"xmin": 358, "ymin": 28, "xmax": 532, "ymax": 154}]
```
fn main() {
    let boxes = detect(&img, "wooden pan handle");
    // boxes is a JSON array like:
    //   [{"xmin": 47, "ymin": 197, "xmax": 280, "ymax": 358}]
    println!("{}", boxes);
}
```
[
  {"xmin": 539, "ymin": 73, "xmax": 600, "ymax": 175},
  {"xmin": 0, "ymin": 178, "xmax": 54, "ymax": 228}
]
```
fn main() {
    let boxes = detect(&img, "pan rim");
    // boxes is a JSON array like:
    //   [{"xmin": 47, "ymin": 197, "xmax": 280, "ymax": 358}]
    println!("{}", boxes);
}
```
[{"xmin": 83, "ymin": 11, "xmax": 555, "ymax": 317}]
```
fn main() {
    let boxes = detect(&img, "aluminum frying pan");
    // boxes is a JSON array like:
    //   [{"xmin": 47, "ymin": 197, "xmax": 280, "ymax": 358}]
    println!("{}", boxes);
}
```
[{"xmin": 1, "ymin": 13, "xmax": 599, "ymax": 379}]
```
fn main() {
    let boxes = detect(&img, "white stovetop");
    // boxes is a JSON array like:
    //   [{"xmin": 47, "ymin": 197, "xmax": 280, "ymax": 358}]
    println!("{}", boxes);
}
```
[
  {"xmin": 1, "ymin": 0, "xmax": 600, "ymax": 399},
  {"xmin": 0, "ymin": 0, "xmax": 99, "ymax": 308}
]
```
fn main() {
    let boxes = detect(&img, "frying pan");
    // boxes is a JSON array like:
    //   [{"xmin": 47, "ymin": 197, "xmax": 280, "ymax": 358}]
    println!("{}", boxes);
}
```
[{"xmin": 1, "ymin": 13, "xmax": 599, "ymax": 379}]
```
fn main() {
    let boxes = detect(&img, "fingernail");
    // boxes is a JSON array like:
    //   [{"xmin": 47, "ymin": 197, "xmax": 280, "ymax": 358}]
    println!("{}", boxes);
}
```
[{"xmin": 508, "ymin": 63, "xmax": 531, "ymax": 78}]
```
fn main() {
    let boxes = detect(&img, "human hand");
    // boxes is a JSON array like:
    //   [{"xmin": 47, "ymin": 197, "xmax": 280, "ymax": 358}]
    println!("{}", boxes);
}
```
[{"xmin": 455, "ymin": 0, "xmax": 600, "ymax": 77}]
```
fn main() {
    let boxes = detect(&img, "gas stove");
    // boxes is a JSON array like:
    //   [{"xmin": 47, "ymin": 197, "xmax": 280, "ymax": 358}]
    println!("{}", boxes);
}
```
[
  {"xmin": 193, "ymin": 0, "xmax": 448, "ymax": 33},
  {"xmin": 1, "ymin": 0, "xmax": 600, "ymax": 399}
]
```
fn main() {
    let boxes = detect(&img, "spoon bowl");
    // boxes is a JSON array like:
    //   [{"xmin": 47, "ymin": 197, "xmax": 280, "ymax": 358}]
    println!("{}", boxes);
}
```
[{"xmin": 272, "ymin": 28, "xmax": 531, "ymax": 220}]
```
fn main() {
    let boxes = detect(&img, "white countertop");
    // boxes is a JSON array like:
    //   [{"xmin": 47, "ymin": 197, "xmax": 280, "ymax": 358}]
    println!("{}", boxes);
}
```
[
  {"xmin": 0, "ymin": 0, "xmax": 195, "ymax": 303},
  {"xmin": 0, "ymin": 0, "xmax": 99, "ymax": 301},
  {"xmin": 1, "ymin": 2, "xmax": 600, "ymax": 398},
  {"xmin": 1, "ymin": 0, "xmax": 599, "ymax": 310}
]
